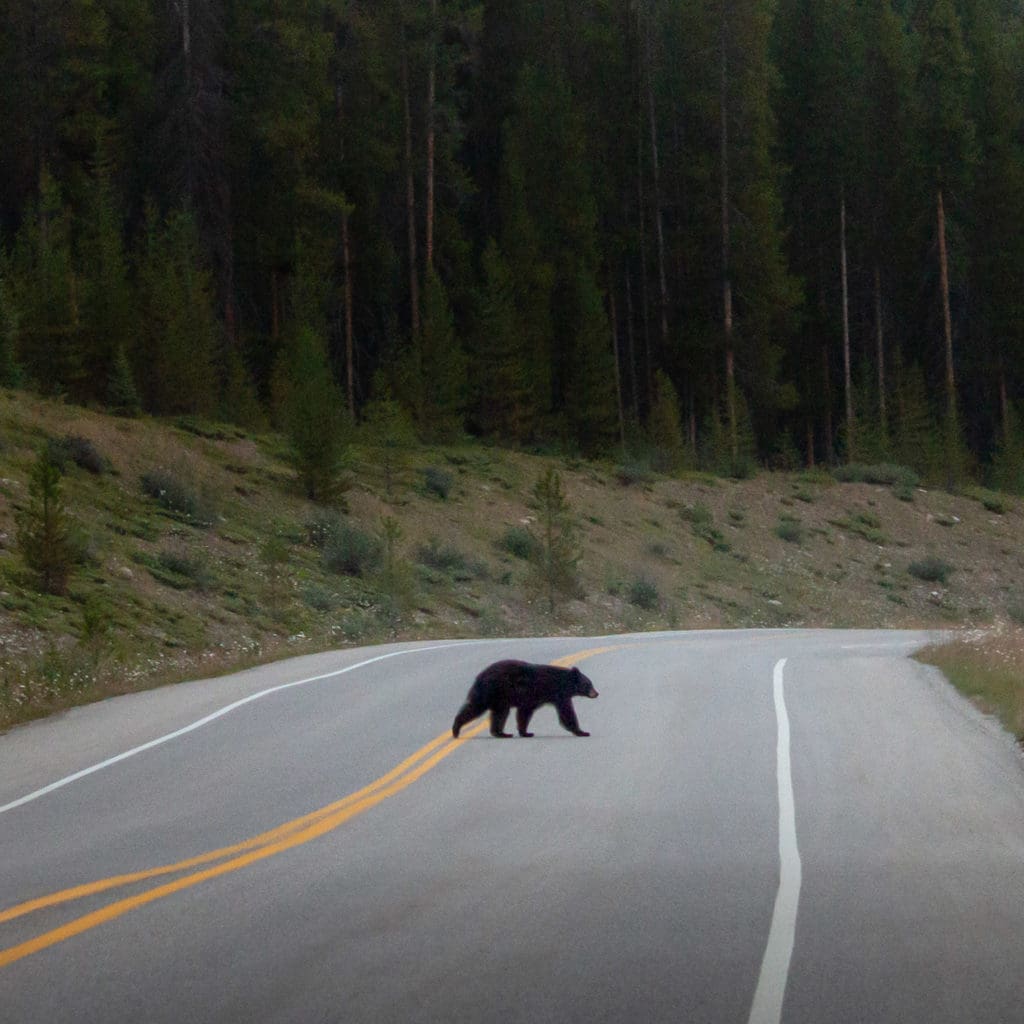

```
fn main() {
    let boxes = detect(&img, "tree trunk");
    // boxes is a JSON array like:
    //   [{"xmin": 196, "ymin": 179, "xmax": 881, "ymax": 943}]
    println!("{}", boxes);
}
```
[
  {"xmin": 342, "ymin": 209, "xmax": 355, "ymax": 418},
  {"xmin": 425, "ymin": 0, "xmax": 437, "ymax": 272},
  {"xmin": 874, "ymin": 264, "xmax": 886, "ymax": 434},
  {"xmin": 270, "ymin": 269, "xmax": 280, "ymax": 342},
  {"xmin": 720, "ymin": 9, "xmax": 737, "ymax": 461},
  {"xmin": 401, "ymin": 34, "xmax": 420, "ymax": 341},
  {"xmin": 840, "ymin": 187, "xmax": 853, "ymax": 447},
  {"xmin": 823, "ymin": 343, "xmax": 834, "ymax": 463},
  {"xmin": 635, "ymin": 47, "xmax": 653, "ymax": 416},
  {"xmin": 609, "ymin": 285, "xmax": 626, "ymax": 454},
  {"xmin": 643, "ymin": 9, "xmax": 669, "ymax": 355},
  {"xmin": 936, "ymin": 186, "xmax": 956, "ymax": 425},
  {"xmin": 625, "ymin": 268, "xmax": 639, "ymax": 421},
  {"xmin": 998, "ymin": 359, "xmax": 1009, "ymax": 443}
]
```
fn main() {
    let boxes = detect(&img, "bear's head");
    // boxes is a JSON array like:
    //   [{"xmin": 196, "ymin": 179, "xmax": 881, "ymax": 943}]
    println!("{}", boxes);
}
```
[{"xmin": 571, "ymin": 666, "xmax": 599, "ymax": 699}]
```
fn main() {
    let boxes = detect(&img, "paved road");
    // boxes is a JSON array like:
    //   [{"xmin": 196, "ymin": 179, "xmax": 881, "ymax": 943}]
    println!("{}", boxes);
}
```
[{"xmin": 2, "ymin": 630, "xmax": 1024, "ymax": 1023}]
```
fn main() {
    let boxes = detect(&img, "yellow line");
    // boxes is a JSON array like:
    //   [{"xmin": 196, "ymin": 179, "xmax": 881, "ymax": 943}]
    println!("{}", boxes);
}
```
[
  {"xmin": 0, "ymin": 729, "xmax": 457, "ymax": 926},
  {"xmin": 0, "ymin": 643, "xmax": 622, "ymax": 967}
]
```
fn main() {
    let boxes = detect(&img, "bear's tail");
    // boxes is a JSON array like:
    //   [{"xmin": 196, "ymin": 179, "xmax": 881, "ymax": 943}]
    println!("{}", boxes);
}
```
[{"xmin": 452, "ymin": 701, "xmax": 480, "ymax": 738}]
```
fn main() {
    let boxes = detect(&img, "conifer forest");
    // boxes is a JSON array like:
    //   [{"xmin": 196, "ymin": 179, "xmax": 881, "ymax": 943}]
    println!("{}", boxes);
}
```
[{"xmin": 3, "ymin": 0, "xmax": 1024, "ymax": 488}]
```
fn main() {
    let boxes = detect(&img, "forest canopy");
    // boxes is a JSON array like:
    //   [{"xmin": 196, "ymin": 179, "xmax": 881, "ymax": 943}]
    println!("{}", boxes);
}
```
[{"xmin": 2, "ymin": 0, "xmax": 1024, "ymax": 487}]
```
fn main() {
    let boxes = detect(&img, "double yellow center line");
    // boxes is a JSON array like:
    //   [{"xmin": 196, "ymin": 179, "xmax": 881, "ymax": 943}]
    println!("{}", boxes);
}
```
[{"xmin": 0, "ymin": 646, "xmax": 618, "ymax": 969}]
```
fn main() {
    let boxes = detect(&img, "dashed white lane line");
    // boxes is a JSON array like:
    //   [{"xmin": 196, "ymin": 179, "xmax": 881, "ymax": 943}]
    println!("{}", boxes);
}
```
[
  {"xmin": 748, "ymin": 658, "xmax": 802, "ymax": 1024},
  {"xmin": 0, "ymin": 641, "xmax": 483, "ymax": 817}
]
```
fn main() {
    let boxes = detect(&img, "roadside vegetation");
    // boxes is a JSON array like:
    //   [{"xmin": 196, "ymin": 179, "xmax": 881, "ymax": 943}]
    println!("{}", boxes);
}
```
[
  {"xmin": 918, "ymin": 627, "xmax": 1024, "ymax": 744},
  {"xmin": 2, "ymin": 392, "xmax": 1024, "ymax": 733}
]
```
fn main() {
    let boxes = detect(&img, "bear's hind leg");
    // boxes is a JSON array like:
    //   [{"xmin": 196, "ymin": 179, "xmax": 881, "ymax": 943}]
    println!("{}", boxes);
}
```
[
  {"xmin": 490, "ymin": 703, "xmax": 513, "ymax": 737},
  {"xmin": 516, "ymin": 704, "xmax": 537, "ymax": 738},
  {"xmin": 452, "ymin": 700, "xmax": 482, "ymax": 738},
  {"xmin": 554, "ymin": 697, "xmax": 589, "ymax": 737}
]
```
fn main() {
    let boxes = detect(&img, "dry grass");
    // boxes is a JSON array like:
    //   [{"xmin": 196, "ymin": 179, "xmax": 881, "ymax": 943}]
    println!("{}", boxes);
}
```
[
  {"xmin": 917, "ymin": 624, "xmax": 1024, "ymax": 742},
  {"xmin": 3, "ymin": 389, "xmax": 1024, "ymax": 730}
]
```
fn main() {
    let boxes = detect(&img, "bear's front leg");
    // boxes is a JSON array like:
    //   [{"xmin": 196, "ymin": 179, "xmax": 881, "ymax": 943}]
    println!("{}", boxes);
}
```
[
  {"xmin": 554, "ymin": 698, "xmax": 589, "ymax": 737},
  {"xmin": 489, "ymin": 703, "xmax": 513, "ymax": 737},
  {"xmin": 516, "ymin": 705, "xmax": 536, "ymax": 737}
]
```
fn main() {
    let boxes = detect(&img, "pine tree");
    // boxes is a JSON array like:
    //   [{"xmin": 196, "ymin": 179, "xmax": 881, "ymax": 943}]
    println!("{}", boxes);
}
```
[
  {"xmin": 914, "ymin": 0, "xmax": 977, "ymax": 483},
  {"xmin": 891, "ymin": 361, "xmax": 943, "ymax": 481},
  {"xmin": 107, "ymin": 344, "xmax": 141, "ymax": 416},
  {"xmin": 568, "ymin": 269, "xmax": 619, "ymax": 456},
  {"xmin": 471, "ymin": 239, "xmax": 532, "ymax": 443},
  {"xmin": 8, "ymin": 171, "xmax": 80, "ymax": 394},
  {"xmin": 78, "ymin": 155, "xmax": 136, "ymax": 403},
  {"xmin": 989, "ymin": 403, "xmax": 1024, "ymax": 495},
  {"xmin": 415, "ymin": 268, "xmax": 467, "ymax": 442},
  {"xmin": 279, "ymin": 326, "xmax": 350, "ymax": 502},
  {"xmin": 17, "ymin": 448, "xmax": 78, "ymax": 596},
  {"xmin": 0, "ymin": 270, "xmax": 22, "ymax": 388},
  {"xmin": 361, "ymin": 375, "xmax": 417, "ymax": 498},
  {"xmin": 529, "ymin": 468, "xmax": 581, "ymax": 614},
  {"xmin": 648, "ymin": 370, "xmax": 689, "ymax": 472},
  {"xmin": 137, "ymin": 207, "xmax": 218, "ymax": 416}
]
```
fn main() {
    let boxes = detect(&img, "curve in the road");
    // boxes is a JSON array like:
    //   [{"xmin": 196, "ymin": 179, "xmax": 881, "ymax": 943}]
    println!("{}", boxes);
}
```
[{"xmin": 0, "ymin": 644, "xmax": 621, "ymax": 970}]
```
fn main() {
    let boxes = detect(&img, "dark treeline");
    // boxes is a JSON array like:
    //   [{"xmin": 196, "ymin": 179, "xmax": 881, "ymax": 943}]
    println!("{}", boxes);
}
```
[{"xmin": 2, "ymin": 0, "xmax": 1024, "ymax": 487}]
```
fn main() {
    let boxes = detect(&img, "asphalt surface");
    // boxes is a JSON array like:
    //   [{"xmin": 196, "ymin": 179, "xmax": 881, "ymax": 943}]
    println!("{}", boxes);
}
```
[{"xmin": 2, "ymin": 629, "xmax": 1024, "ymax": 1023}]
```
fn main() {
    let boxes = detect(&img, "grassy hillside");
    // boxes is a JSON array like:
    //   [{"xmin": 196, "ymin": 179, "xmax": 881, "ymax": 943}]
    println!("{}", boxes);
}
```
[{"xmin": 2, "ymin": 389, "xmax": 1023, "ymax": 736}]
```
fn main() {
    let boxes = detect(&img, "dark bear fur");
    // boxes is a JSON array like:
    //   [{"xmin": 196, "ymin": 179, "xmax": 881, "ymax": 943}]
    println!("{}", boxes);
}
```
[{"xmin": 451, "ymin": 659, "xmax": 599, "ymax": 738}]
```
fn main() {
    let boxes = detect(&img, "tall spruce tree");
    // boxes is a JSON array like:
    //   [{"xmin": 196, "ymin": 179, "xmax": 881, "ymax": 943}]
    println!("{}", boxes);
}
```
[
  {"xmin": 914, "ymin": 0, "xmax": 976, "ymax": 483},
  {"xmin": 8, "ymin": 171, "xmax": 80, "ymax": 394},
  {"xmin": 471, "ymin": 239, "xmax": 532, "ymax": 443},
  {"xmin": 137, "ymin": 206, "xmax": 218, "ymax": 415},
  {"xmin": 78, "ymin": 154, "xmax": 136, "ymax": 403}
]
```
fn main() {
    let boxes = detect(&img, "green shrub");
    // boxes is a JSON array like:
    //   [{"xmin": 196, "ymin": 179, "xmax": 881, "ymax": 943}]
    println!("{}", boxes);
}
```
[
  {"xmin": 500, "ymin": 525, "xmax": 541, "ymax": 561},
  {"xmin": 302, "ymin": 583, "xmax": 336, "ymax": 612},
  {"xmin": 908, "ymin": 557, "xmax": 953, "ymax": 583},
  {"xmin": 140, "ymin": 469, "xmax": 215, "ymax": 526},
  {"xmin": 156, "ymin": 547, "xmax": 213, "ymax": 590},
  {"xmin": 680, "ymin": 502, "xmax": 713, "ymax": 528},
  {"xmin": 775, "ymin": 518, "xmax": 803, "ymax": 544},
  {"xmin": 423, "ymin": 467, "xmax": 454, "ymax": 500},
  {"xmin": 628, "ymin": 576, "xmax": 660, "ymax": 610},
  {"xmin": 966, "ymin": 487, "xmax": 1008, "ymax": 514},
  {"xmin": 615, "ymin": 461, "xmax": 655, "ymax": 486},
  {"xmin": 834, "ymin": 462, "xmax": 919, "ymax": 488},
  {"xmin": 17, "ymin": 449, "xmax": 83, "ymax": 595},
  {"xmin": 323, "ymin": 525, "xmax": 382, "ymax": 577},
  {"xmin": 306, "ymin": 511, "xmax": 341, "ymax": 549},
  {"xmin": 683, "ymin": 504, "xmax": 731, "ymax": 551},
  {"xmin": 46, "ymin": 435, "xmax": 106, "ymax": 475},
  {"xmin": 416, "ymin": 537, "xmax": 469, "ymax": 576}
]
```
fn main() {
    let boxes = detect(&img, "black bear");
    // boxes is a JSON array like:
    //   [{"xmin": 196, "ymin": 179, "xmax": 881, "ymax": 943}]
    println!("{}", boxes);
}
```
[{"xmin": 451, "ymin": 659, "xmax": 599, "ymax": 738}]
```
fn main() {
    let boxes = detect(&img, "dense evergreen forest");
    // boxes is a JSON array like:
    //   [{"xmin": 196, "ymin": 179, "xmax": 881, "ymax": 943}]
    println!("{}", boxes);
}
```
[{"xmin": 2, "ymin": 0, "xmax": 1024, "ymax": 488}]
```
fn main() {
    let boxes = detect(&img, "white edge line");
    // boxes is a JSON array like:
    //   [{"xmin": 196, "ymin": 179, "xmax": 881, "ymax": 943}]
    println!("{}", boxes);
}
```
[
  {"xmin": 0, "ymin": 641, "xmax": 481, "ymax": 817},
  {"xmin": 748, "ymin": 657, "xmax": 802, "ymax": 1024}
]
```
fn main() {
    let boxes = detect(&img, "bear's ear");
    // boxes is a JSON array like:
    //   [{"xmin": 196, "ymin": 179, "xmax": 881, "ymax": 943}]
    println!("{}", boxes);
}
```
[{"xmin": 571, "ymin": 667, "xmax": 581, "ymax": 680}]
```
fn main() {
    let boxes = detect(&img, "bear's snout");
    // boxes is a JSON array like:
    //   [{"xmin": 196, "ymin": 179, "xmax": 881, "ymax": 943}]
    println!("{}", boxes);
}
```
[{"xmin": 585, "ymin": 686, "xmax": 599, "ymax": 698}]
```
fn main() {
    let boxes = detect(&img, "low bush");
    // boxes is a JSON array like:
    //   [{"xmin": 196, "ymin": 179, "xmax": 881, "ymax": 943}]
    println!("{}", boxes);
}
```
[
  {"xmin": 628, "ymin": 576, "xmax": 660, "ymax": 610},
  {"xmin": 834, "ymin": 462, "xmax": 919, "ymax": 488},
  {"xmin": 423, "ymin": 467, "xmax": 454, "ymax": 500},
  {"xmin": 302, "ymin": 583, "xmax": 336, "ymax": 612},
  {"xmin": 46, "ymin": 435, "xmax": 107, "ymax": 475},
  {"xmin": 908, "ymin": 556, "xmax": 953, "ymax": 583},
  {"xmin": 615, "ymin": 461, "xmax": 655, "ymax": 486},
  {"xmin": 775, "ymin": 518, "xmax": 803, "ymax": 544},
  {"xmin": 140, "ymin": 469, "xmax": 216, "ymax": 526},
  {"xmin": 500, "ymin": 525, "xmax": 541, "ymax": 561},
  {"xmin": 323, "ymin": 524, "xmax": 382, "ymax": 577},
  {"xmin": 416, "ymin": 537, "xmax": 470, "ymax": 577},
  {"xmin": 156, "ymin": 547, "xmax": 214, "ymax": 591}
]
